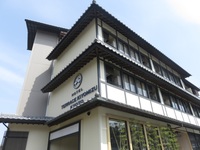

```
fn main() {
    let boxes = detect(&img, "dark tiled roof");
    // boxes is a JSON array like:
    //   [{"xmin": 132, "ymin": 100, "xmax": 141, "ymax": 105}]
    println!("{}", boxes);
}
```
[
  {"xmin": 25, "ymin": 19, "xmax": 68, "ymax": 50},
  {"xmin": 46, "ymin": 3, "xmax": 190, "ymax": 77},
  {"xmin": 183, "ymin": 78, "xmax": 200, "ymax": 91},
  {"xmin": 0, "ymin": 114, "xmax": 53, "ymax": 125},
  {"xmin": 42, "ymin": 39, "xmax": 200, "ymax": 104}
]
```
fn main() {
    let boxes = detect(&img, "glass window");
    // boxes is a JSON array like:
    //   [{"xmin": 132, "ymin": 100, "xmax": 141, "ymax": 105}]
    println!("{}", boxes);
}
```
[
  {"xmin": 130, "ymin": 47, "xmax": 140, "ymax": 63},
  {"xmin": 129, "ymin": 76, "xmax": 136, "ymax": 93},
  {"xmin": 123, "ymin": 74, "xmax": 130, "ymax": 90},
  {"xmin": 103, "ymin": 31, "xmax": 117, "ymax": 48},
  {"xmin": 162, "ymin": 68, "xmax": 170, "ymax": 80},
  {"xmin": 177, "ymin": 98, "xmax": 185, "ymax": 112},
  {"xmin": 183, "ymin": 101, "xmax": 192, "ymax": 114},
  {"xmin": 105, "ymin": 64, "xmax": 122, "ymax": 87},
  {"xmin": 136, "ymin": 80, "xmax": 143, "ymax": 96},
  {"xmin": 124, "ymin": 44, "xmax": 129, "ymax": 56},
  {"xmin": 170, "ymin": 96, "xmax": 179, "ymax": 110},
  {"xmin": 129, "ymin": 122, "xmax": 147, "ymax": 150},
  {"xmin": 162, "ymin": 91, "xmax": 171, "ymax": 106},
  {"xmin": 118, "ymin": 40, "xmax": 124, "ymax": 53},
  {"xmin": 147, "ymin": 85, "xmax": 159, "ymax": 102},
  {"xmin": 192, "ymin": 105, "xmax": 200, "ymax": 118},
  {"xmin": 118, "ymin": 40, "xmax": 129, "ymax": 55},
  {"xmin": 173, "ymin": 75, "xmax": 181, "ymax": 87},
  {"xmin": 153, "ymin": 62, "xmax": 162, "ymax": 76},
  {"xmin": 188, "ymin": 133, "xmax": 200, "ymax": 150},
  {"xmin": 141, "ymin": 82, "xmax": 148, "ymax": 97},
  {"xmin": 169, "ymin": 73, "xmax": 175, "ymax": 83},
  {"xmin": 146, "ymin": 125, "xmax": 162, "ymax": 150},
  {"xmin": 141, "ymin": 54, "xmax": 151, "ymax": 69},
  {"xmin": 136, "ymin": 80, "xmax": 147, "ymax": 97},
  {"xmin": 109, "ymin": 119, "xmax": 129, "ymax": 150}
]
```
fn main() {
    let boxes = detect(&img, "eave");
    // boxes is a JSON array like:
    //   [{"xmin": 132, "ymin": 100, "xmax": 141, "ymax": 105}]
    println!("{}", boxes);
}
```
[
  {"xmin": 47, "ymin": 97, "xmax": 200, "ymax": 131},
  {"xmin": 46, "ymin": 3, "xmax": 190, "ymax": 78},
  {"xmin": 42, "ymin": 40, "xmax": 200, "ymax": 105},
  {"xmin": 183, "ymin": 78, "xmax": 200, "ymax": 91},
  {"xmin": 25, "ymin": 19, "xmax": 68, "ymax": 50},
  {"xmin": 0, "ymin": 114, "xmax": 52, "ymax": 125}
]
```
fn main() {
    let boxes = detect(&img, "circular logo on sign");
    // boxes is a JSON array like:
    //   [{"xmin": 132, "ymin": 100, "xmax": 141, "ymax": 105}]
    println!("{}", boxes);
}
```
[{"xmin": 73, "ymin": 73, "xmax": 82, "ymax": 89}]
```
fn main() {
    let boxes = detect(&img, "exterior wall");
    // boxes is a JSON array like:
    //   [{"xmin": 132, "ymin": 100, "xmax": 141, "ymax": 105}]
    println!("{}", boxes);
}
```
[
  {"xmin": 9, "ymin": 124, "xmax": 49, "ymax": 150},
  {"xmin": 46, "ymin": 58, "xmax": 98, "ymax": 117},
  {"xmin": 177, "ymin": 132, "xmax": 192, "ymax": 150},
  {"xmin": 99, "ymin": 60, "xmax": 200, "ymax": 128},
  {"xmin": 50, "ymin": 106, "xmax": 193, "ymax": 150},
  {"xmin": 52, "ymin": 19, "xmax": 96, "ymax": 78},
  {"xmin": 17, "ymin": 30, "xmax": 58, "ymax": 116}
]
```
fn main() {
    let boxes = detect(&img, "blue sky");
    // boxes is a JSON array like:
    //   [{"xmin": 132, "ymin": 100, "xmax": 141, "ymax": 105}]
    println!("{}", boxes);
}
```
[{"xmin": 0, "ymin": 0, "xmax": 200, "ymax": 142}]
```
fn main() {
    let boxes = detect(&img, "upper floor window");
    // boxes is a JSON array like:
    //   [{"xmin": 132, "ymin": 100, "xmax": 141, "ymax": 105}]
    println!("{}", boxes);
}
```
[
  {"xmin": 103, "ymin": 30, "xmax": 117, "ymax": 48},
  {"xmin": 118, "ymin": 40, "xmax": 129, "ymax": 55},
  {"xmin": 141, "ymin": 54, "xmax": 151, "ymax": 69},
  {"xmin": 123, "ymin": 74, "xmax": 136, "ymax": 93},
  {"xmin": 147, "ymin": 84, "xmax": 159, "ymax": 101},
  {"xmin": 161, "ymin": 90, "xmax": 192, "ymax": 114},
  {"xmin": 105, "ymin": 64, "xmax": 122, "ymax": 87},
  {"xmin": 153, "ymin": 61, "xmax": 182, "ymax": 88},
  {"xmin": 192, "ymin": 105, "xmax": 200, "ymax": 118},
  {"xmin": 153, "ymin": 62, "xmax": 162, "ymax": 76},
  {"xmin": 105, "ymin": 63, "xmax": 159, "ymax": 102},
  {"xmin": 129, "ymin": 47, "xmax": 140, "ymax": 63}
]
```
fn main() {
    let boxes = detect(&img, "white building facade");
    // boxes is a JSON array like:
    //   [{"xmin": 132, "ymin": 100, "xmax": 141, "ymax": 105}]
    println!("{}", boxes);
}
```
[{"xmin": 1, "ymin": 2, "xmax": 200, "ymax": 150}]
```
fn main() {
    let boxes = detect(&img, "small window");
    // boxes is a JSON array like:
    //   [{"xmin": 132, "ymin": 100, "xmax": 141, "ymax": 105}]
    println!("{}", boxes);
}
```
[
  {"xmin": 169, "ymin": 73, "xmax": 175, "ymax": 83},
  {"xmin": 129, "ymin": 76, "xmax": 136, "ymax": 93},
  {"xmin": 182, "ymin": 101, "xmax": 192, "ymax": 114},
  {"xmin": 141, "ymin": 82, "xmax": 148, "ymax": 97},
  {"xmin": 173, "ymin": 75, "xmax": 181, "ymax": 87},
  {"xmin": 162, "ymin": 68, "xmax": 170, "ymax": 80},
  {"xmin": 147, "ymin": 85, "xmax": 159, "ymax": 102},
  {"xmin": 136, "ymin": 80, "xmax": 148, "ymax": 97},
  {"xmin": 103, "ymin": 31, "xmax": 117, "ymax": 48},
  {"xmin": 130, "ymin": 47, "xmax": 140, "ymax": 62},
  {"xmin": 162, "ymin": 91, "xmax": 171, "ymax": 106},
  {"xmin": 123, "ymin": 74, "xmax": 130, "ymax": 90},
  {"xmin": 177, "ymin": 98, "xmax": 185, "ymax": 112},
  {"xmin": 153, "ymin": 62, "xmax": 162, "ymax": 76},
  {"xmin": 105, "ymin": 64, "xmax": 122, "ymax": 87},
  {"xmin": 141, "ymin": 54, "xmax": 151, "ymax": 69},
  {"xmin": 192, "ymin": 105, "xmax": 200, "ymax": 118},
  {"xmin": 170, "ymin": 96, "xmax": 179, "ymax": 110},
  {"xmin": 136, "ymin": 80, "xmax": 143, "ymax": 96}
]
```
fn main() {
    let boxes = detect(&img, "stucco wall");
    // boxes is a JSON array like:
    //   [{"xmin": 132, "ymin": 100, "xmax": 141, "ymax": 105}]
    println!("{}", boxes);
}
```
[
  {"xmin": 17, "ymin": 30, "xmax": 58, "ymax": 117},
  {"xmin": 52, "ymin": 19, "xmax": 96, "ymax": 78},
  {"xmin": 46, "ymin": 58, "xmax": 98, "ymax": 117},
  {"xmin": 9, "ymin": 124, "xmax": 49, "ymax": 150}
]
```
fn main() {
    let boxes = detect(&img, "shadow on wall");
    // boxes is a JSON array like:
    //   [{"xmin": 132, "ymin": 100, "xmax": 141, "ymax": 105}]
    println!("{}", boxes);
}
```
[{"xmin": 22, "ymin": 64, "xmax": 52, "ymax": 117}]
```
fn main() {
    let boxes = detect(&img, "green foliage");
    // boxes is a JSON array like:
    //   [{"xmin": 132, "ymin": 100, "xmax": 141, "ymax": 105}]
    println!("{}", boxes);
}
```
[
  {"xmin": 159, "ymin": 126, "xmax": 179, "ymax": 150},
  {"xmin": 146, "ymin": 123, "xmax": 162, "ymax": 150},
  {"xmin": 130, "ymin": 120, "xmax": 179, "ymax": 150},
  {"xmin": 130, "ymin": 121, "xmax": 147, "ymax": 150}
]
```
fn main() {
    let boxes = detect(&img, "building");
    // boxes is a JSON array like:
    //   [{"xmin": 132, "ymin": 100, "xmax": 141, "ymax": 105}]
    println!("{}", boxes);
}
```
[{"xmin": 1, "ymin": 1, "xmax": 200, "ymax": 150}]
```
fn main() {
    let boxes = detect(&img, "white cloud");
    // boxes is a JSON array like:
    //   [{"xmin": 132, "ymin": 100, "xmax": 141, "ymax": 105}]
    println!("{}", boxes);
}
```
[{"xmin": 167, "ymin": 0, "xmax": 200, "ymax": 25}]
